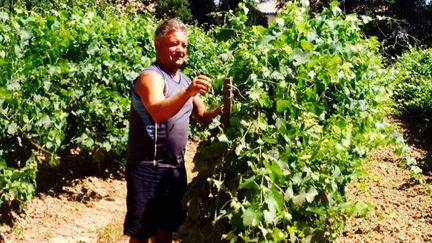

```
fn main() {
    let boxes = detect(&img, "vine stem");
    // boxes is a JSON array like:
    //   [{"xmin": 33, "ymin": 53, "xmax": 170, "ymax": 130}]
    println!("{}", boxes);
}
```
[
  {"xmin": 260, "ymin": 174, "xmax": 264, "ymax": 204},
  {"xmin": 29, "ymin": 139, "xmax": 52, "ymax": 155},
  {"xmin": 16, "ymin": 126, "xmax": 53, "ymax": 155},
  {"xmin": 0, "ymin": 112, "xmax": 9, "ymax": 120},
  {"xmin": 228, "ymin": 83, "xmax": 246, "ymax": 100},
  {"xmin": 259, "ymin": 222, "xmax": 269, "ymax": 242},
  {"xmin": 214, "ymin": 169, "xmax": 225, "ymax": 219}
]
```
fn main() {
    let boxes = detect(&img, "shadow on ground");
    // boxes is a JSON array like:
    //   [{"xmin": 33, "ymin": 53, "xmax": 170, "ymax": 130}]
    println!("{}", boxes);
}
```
[
  {"xmin": 397, "ymin": 113, "xmax": 432, "ymax": 178},
  {"xmin": 36, "ymin": 153, "xmax": 125, "ymax": 194}
]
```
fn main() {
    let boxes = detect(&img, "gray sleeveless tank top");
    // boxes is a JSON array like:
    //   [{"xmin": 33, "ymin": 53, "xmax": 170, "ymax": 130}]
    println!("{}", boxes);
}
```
[{"xmin": 126, "ymin": 63, "xmax": 193, "ymax": 166}]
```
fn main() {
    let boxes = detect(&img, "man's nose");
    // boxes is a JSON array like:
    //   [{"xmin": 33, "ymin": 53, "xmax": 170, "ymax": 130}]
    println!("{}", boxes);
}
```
[{"xmin": 176, "ymin": 45, "xmax": 186, "ymax": 53}]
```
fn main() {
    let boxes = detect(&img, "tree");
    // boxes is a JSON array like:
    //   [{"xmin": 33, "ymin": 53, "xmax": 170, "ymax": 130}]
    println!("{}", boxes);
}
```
[
  {"xmin": 219, "ymin": 0, "xmax": 242, "ymax": 11},
  {"xmin": 217, "ymin": 0, "xmax": 267, "ymax": 26},
  {"xmin": 155, "ymin": 0, "xmax": 192, "ymax": 21},
  {"xmin": 277, "ymin": 0, "xmax": 432, "ymax": 55},
  {"xmin": 188, "ymin": 0, "xmax": 216, "ymax": 26}
]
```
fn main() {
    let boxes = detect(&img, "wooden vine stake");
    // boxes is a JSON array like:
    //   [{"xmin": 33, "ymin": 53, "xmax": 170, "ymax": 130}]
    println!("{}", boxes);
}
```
[{"xmin": 222, "ymin": 77, "xmax": 233, "ymax": 130}]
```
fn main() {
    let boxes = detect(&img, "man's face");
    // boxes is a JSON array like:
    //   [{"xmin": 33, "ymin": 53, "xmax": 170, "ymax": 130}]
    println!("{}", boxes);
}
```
[{"xmin": 155, "ymin": 30, "xmax": 188, "ymax": 71}]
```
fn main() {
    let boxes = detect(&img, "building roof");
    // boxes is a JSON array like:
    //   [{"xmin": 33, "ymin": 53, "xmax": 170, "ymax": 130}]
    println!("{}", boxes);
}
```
[{"xmin": 257, "ymin": 0, "xmax": 277, "ymax": 14}]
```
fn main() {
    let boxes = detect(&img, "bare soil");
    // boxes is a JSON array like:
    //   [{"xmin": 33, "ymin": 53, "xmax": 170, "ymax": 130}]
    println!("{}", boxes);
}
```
[
  {"xmin": 336, "ymin": 146, "xmax": 432, "ymax": 242},
  {"xmin": 337, "ymin": 118, "xmax": 432, "ymax": 242},
  {"xmin": 0, "ymin": 141, "xmax": 198, "ymax": 243},
  {"xmin": 1, "ymin": 176, "xmax": 127, "ymax": 243},
  {"xmin": 1, "ymin": 122, "xmax": 431, "ymax": 242}
]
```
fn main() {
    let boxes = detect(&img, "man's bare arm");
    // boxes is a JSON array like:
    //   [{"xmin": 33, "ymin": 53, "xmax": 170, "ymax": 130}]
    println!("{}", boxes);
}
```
[
  {"xmin": 193, "ymin": 95, "xmax": 222, "ymax": 125},
  {"xmin": 135, "ymin": 71, "xmax": 211, "ymax": 122}
]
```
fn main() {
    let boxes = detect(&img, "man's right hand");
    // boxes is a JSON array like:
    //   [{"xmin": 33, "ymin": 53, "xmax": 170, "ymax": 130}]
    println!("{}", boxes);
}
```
[{"xmin": 186, "ymin": 75, "xmax": 212, "ymax": 97}]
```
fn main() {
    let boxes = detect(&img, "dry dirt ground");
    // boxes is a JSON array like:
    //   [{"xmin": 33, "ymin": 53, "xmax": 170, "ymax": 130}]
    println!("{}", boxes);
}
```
[
  {"xmin": 336, "ymin": 146, "xmax": 432, "ymax": 243},
  {"xmin": 1, "ymin": 126, "xmax": 432, "ymax": 242},
  {"xmin": 336, "ymin": 118, "xmax": 432, "ymax": 243},
  {"xmin": 0, "ymin": 141, "xmax": 198, "ymax": 243}
]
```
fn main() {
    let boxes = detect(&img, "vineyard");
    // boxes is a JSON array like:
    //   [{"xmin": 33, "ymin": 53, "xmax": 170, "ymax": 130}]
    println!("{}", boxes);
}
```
[{"xmin": 1, "ymin": 0, "xmax": 432, "ymax": 242}]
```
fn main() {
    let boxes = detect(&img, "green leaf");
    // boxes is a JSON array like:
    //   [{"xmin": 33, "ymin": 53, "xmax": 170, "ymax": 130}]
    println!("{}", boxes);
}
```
[
  {"xmin": 239, "ymin": 175, "xmax": 256, "ymax": 189},
  {"xmin": 300, "ymin": 40, "xmax": 314, "ymax": 51},
  {"xmin": 284, "ymin": 185, "xmax": 294, "ymax": 202},
  {"xmin": 257, "ymin": 35, "xmax": 275, "ymax": 47},
  {"xmin": 263, "ymin": 160, "xmax": 284, "ymax": 183},
  {"xmin": 263, "ymin": 209, "xmax": 277, "ymax": 225},
  {"xmin": 265, "ymin": 188, "xmax": 283, "ymax": 212},
  {"xmin": 0, "ymin": 12, "xmax": 9, "ymax": 21},
  {"xmin": 305, "ymin": 187, "xmax": 318, "ymax": 203},
  {"xmin": 262, "ymin": 136, "xmax": 277, "ymax": 144},
  {"xmin": 275, "ymin": 18, "xmax": 284, "ymax": 28},
  {"xmin": 252, "ymin": 25, "xmax": 267, "ymax": 35},
  {"xmin": 19, "ymin": 29, "xmax": 32, "ymax": 42},
  {"xmin": 216, "ymin": 28, "xmax": 235, "ymax": 41},
  {"xmin": 292, "ymin": 190, "xmax": 306, "ymax": 206},
  {"xmin": 291, "ymin": 48, "xmax": 312, "ymax": 66},
  {"xmin": 218, "ymin": 134, "xmax": 229, "ymax": 143},
  {"xmin": 85, "ymin": 138, "xmax": 94, "ymax": 148},
  {"xmin": 276, "ymin": 99, "xmax": 290, "ymax": 113},
  {"xmin": 242, "ymin": 208, "xmax": 262, "ymax": 227},
  {"xmin": 7, "ymin": 122, "xmax": 18, "ymax": 135},
  {"xmin": 292, "ymin": 187, "xmax": 318, "ymax": 206},
  {"xmin": 272, "ymin": 228, "xmax": 288, "ymax": 242},
  {"xmin": 0, "ymin": 159, "xmax": 6, "ymax": 169}
]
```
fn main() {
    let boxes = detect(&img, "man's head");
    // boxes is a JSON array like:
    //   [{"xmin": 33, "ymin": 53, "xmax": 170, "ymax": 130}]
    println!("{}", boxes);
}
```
[{"xmin": 155, "ymin": 19, "xmax": 188, "ymax": 72}]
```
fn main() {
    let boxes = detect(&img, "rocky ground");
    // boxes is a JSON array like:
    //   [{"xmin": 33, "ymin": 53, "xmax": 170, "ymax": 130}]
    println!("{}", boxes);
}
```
[{"xmin": 1, "ymin": 125, "xmax": 431, "ymax": 242}]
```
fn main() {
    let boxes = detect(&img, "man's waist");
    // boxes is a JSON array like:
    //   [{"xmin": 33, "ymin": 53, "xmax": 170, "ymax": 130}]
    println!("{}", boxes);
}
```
[{"xmin": 127, "ymin": 159, "xmax": 183, "ymax": 168}]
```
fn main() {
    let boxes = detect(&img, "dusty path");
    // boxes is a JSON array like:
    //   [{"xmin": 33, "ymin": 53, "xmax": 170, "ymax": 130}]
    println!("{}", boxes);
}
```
[
  {"xmin": 337, "ymin": 117, "xmax": 432, "ymax": 242},
  {"xmin": 0, "ymin": 177, "xmax": 128, "ymax": 243},
  {"xmin": 0, "ymin": 141, "xmax": 198, "ymax": 243},
  {"xmin": 336, "ymin": 146, "xmax": 432, "ymax": 242},
  {"xmin": 1, "ymin": 133, "xmax": 431, "ymax": 242}
]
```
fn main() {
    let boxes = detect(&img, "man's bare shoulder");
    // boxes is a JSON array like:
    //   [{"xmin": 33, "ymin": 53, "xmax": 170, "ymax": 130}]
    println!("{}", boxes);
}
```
[
  {"xmin": 134, "ymin": 70, "xmax": 165, "ymax": 94},
  {"xmin": 136, "ymin": 70, "xmax": 164, "ymax": 85}
]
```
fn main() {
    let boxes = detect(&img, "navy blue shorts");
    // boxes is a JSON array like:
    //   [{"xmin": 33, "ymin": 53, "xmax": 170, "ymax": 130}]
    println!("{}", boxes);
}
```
[{"xmin": 123, "ymin": 162, "xmax": 187, "ymax": 239}]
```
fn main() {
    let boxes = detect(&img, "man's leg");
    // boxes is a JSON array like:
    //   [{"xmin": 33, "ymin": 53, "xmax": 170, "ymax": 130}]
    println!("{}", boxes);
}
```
[
  {"xmin": 124, "ymin": 163, "xmax": 160, "ymax": 242},
  {"xmin": 149, "ymin": 228, "xmax": 172, "ymax": 243},
  {"xmin": 129, "ymin": 237, "xmax": 149, "ymax": 243},
  {"xmin": 128, "ymin": 228, "xmax": 171, "ymax": 243}
]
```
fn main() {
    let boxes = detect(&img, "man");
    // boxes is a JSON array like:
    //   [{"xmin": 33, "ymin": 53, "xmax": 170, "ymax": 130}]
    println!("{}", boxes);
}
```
[{"xmin": 123, "ymin": 19, "xmax": 221, "ymax": 243}]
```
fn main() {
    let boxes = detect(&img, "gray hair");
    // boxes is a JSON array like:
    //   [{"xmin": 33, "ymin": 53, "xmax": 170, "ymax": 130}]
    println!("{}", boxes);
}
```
[{"xmin": 155, "ymin": 19, "xmax": 187, "ymax": 41}]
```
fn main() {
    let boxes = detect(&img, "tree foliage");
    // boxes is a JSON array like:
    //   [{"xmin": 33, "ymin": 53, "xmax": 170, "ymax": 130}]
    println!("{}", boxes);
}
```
[
  {"xmin": 1, "ymin": 0, "xmax": 114, "ymax": 11},
  {"xmin": 155, "ymin": 0, "xmax": 192, "ymax": 21},
  {"xmin": 219, "ymin": 0, "xmax": 243, "ymax": 12},
  {"xmin": 277, "ymin": 0, "xmax": 432, "ymax": 55},
  {"xmin": 218, "ymin": 0, "xmax": 267, "ymax": 26},
  {"xmin": 392, "ymin": 48, "xmax": 432, "ymax": 136},
  {"xmin": 188, "ymin": 0, "xmax": 215, "ymax": 26}
]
